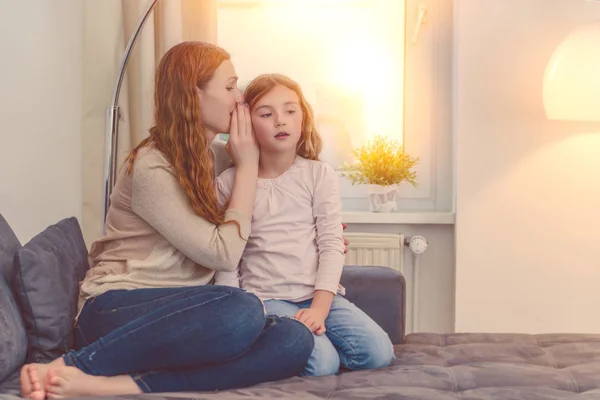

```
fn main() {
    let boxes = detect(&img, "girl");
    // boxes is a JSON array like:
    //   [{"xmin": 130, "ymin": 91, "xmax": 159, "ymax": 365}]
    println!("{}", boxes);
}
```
[
  {"xmin": 19, "ymin": 43, "xmax": 315, "ymax": 399},
  {"xmin": 215, "ymin": 74, "xmax": 395, "ymax": 377}
]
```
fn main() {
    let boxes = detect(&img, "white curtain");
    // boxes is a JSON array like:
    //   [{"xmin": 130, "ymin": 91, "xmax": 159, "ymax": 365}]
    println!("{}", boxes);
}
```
[{"xmin": 82, "ymin": 0, "xmax": 217, "ymax": 245}]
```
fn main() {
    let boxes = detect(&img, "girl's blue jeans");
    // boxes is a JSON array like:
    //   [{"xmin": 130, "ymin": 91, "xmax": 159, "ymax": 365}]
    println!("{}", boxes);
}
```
[
  {"xmin": 63, "ymin": 285, "xmax": 314, "ymax": 393},
  {"xmin": 264, "ymin": 295, "xmax": 395, "ymax": 377}
]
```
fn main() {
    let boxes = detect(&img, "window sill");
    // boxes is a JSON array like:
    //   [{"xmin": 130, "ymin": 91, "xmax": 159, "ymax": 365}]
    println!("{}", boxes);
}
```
[{"xmin": 342, "ymin": 211, "xmax": 455, "ymax": 225}]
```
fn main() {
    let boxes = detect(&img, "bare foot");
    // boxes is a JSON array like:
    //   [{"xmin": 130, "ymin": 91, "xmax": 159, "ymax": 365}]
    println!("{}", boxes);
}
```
[
  {"xmin": 45, "ymin": 366, "xmax": 142, "ymax": 398},
  {"xmin": 20, "ymin": 358, "xmax": 66, "ymax": 400}
]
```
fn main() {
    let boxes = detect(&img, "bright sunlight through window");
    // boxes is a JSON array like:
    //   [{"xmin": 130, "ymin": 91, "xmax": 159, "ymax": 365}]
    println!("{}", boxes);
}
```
[{"xmin": 217, "ymin": 0, "xmax": 405, "ymax": 169}]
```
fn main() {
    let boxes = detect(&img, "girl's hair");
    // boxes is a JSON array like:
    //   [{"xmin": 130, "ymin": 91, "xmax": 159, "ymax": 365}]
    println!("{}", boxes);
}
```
[
  {"xmin": 243, "ymin": 73, "xmax": 322, "ymax": 161},
  {"xmin": 124, "ymin": 41, "xmax": 231, "ymax": 227}
]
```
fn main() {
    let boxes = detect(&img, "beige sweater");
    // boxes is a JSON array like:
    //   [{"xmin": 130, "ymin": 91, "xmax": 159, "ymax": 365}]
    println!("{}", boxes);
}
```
[{"xmin": 79, "ymin": 139, "xmax": 247, "ymax": 314}]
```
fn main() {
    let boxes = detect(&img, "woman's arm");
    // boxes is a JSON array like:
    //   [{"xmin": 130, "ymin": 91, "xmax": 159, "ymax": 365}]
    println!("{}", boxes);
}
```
[
  {"xmin": 131, "ymin": 152, "xmax": 253, "ymax": 272},
  {"xmin": 213, "ymin": 169, "xmax": 244, "ymax": 287}
]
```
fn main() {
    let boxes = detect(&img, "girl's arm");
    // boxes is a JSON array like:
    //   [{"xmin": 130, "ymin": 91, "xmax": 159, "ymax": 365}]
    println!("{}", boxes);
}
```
[
  {"xmin": 295, "ymin": 163, "xmax": 345, "ymax": 334},
  {"xmin": 311, "ymin": 163, "xmax": 345, "ymax": 312}
]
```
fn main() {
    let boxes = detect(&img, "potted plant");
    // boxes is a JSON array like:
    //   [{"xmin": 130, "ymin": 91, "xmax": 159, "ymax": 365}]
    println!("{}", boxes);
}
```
[{"xmin": 340, "ymin": 134, "xmax": 418, "ymax": 212}]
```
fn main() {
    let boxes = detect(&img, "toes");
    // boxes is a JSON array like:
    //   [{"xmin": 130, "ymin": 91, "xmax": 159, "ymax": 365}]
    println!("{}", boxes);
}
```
[
  {"xmin": 46, "ymin": 372, "xmax": 68, "ymax": 397},
  {"xmin": 47, "ymin": 393, "xmax": 64, "ymax": 399},
  {"xmin": 20, "ymin": 365, "xmax": 32, "ymax": 396},
  {"xmin": 30, "ymin": 389, "xmax": 46, "ymax": 400},
  {"xmin": 28, "ymin": 366, "xmax": 42, "ymax": 391},
  {"xmin": 45, "ymin": 369, "xmax": 57, "ymax": 388},
  {"xmin": 49, "ymin": 375, "xmax": 64, "ymax": 386}
]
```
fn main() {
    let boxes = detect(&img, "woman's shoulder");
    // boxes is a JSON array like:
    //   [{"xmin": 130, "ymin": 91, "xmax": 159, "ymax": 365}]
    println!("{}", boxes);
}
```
[{"xmin": 133, "ymin": 146, "xmax": 173, "ymax": 172}]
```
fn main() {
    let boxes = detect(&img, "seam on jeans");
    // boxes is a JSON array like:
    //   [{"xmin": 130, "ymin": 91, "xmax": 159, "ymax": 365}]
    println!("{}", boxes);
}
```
[
  {"xmin": 75, "ymin": 325, "xmax": 90, "ymax": 347},
  {"xmin": 84, "ymin": 292, "xmax": 232, "ymax": 356},
  {"xmin": 132, "ymin": 374, "xmax": 152, "ymax": 393},
  {"xmin": 94, "ymin": 286, "xmax": 212, "ymax": 314}
]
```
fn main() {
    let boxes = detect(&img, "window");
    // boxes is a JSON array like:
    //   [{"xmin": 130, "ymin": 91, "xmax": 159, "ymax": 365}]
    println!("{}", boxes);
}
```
[{"xmin": 217, "ymin": 0, "xmax": 454, "ymax": 212}]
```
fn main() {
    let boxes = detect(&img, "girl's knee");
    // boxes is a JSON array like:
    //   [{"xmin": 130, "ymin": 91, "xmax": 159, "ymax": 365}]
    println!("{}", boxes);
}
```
[
  {"xmin": 303, "ymin": 337, "xmax": 340, "ymax": 377},
  {"xmin": 366, "ymin": 338, "xmax": 395, "ymax": 369},
  {"xmin": 304, "ymin": 353, "xmax": 340, "ymax": 377},
  {"xmin": 344, "ymin": 329, "xmax": 395, "ymax": 371},
  {"xmin": 362, "ymin": 336, "xmax": 395, "ymax": 370}
]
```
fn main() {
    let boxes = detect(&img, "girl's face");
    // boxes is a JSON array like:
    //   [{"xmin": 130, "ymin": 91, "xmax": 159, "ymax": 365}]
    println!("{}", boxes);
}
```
[
  {"xmin": 197, "ymin": 60, "xmax": 243, "ymax": 139},
  {"xmin": 250, "ymin": 84, "xmax": 304, "ymax": 155}
]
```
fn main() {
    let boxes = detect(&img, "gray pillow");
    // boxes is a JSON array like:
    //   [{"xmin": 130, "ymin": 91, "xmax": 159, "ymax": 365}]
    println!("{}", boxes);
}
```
[
  {"xmin": 0, "ymin": 214, "xmax": 27, "ymax": 382},
  {"xmin": 13, "ymin": 217, "xmax": 89, "ymax": 363}
]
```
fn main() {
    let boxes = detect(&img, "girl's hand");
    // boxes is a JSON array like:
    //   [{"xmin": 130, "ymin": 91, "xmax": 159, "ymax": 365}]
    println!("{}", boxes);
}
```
[
  {"xmin": 227, "ymin": 102, "xmax": 259, "ymax": 169},
  {"xmin": 295, "ymin": 307, "xmax": 327, "ymax": 335}
]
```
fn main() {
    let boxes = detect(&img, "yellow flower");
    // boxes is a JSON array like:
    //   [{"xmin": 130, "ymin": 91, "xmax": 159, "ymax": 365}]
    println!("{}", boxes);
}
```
[{"xmin": 340, "ymin": 135, "xmax": 418, "ymax": 187}]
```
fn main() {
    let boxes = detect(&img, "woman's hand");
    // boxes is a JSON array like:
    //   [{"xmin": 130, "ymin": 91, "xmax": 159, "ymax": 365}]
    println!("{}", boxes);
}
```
[{"xmin": 227, "ymin": 102, "xmax": 259, "ymax": 169}]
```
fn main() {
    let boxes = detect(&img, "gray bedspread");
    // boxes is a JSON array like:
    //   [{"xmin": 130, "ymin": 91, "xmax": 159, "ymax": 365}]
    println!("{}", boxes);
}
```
[{"xmin": 4, "ymin": 332, "xmax": 600, "ymax": 399}]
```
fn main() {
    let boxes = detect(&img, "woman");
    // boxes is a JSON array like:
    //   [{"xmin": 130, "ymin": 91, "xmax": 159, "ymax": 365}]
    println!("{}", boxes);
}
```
[{"xmin": 19, "ymin": 42, "xmax": 332, "ymax": 399}]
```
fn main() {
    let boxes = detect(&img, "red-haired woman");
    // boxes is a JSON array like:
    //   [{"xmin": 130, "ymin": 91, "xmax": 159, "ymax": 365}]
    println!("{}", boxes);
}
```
[{"xmin": 20, "ymin": 42, "xmax": 321, "ymax": 399}]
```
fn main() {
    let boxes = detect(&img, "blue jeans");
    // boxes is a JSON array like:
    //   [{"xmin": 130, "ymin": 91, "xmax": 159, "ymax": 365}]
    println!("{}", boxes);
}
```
[
  {"xmin": 264, "ymin": 295, "xmax": 395, "ymax": 376},
  {"xmin": 64, "ymin": 285, "xmax": 314, "ymax": 393}
]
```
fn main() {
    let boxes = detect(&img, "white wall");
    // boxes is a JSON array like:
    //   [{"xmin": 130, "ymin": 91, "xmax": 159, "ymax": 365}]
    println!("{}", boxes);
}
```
[
  {"xmin": 455, "ymin": 0, "xmax": 600, "ymax": 333},
  {"xmin": 0, "ymin": 1, "xmax": 83, "ymax": 243}
]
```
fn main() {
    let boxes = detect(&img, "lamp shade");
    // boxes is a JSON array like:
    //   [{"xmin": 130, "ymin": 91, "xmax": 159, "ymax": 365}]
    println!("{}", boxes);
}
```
[{"xmin": 543, "ymin": 20, "xmax": 600, "ymax": 121}]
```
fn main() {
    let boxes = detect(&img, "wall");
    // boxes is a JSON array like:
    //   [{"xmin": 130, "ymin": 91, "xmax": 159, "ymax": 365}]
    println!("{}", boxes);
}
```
[
  {"xmin": 455, "ymin": 0, "xmax": 600, "ymax": 333},
  {"xmin": 0, "ymin": 1, "xmax": 83, "ymax": 243}
]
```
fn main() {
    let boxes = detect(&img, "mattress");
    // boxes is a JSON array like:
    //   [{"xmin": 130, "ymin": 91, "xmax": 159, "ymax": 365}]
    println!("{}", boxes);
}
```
[{"xmin": 4, "ymin": 332, "xmax": 600, "ymax": 399}]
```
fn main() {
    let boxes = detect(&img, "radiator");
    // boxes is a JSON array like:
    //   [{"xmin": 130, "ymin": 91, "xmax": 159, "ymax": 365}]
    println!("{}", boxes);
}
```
[{"xmin": 343, "ymin": 232, "xmax": 419, "ymax": 334}]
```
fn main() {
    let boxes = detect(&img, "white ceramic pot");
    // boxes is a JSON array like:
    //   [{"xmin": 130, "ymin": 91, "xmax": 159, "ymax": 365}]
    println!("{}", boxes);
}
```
[{"xmin": 364, "ymin": 184, "xmax": 400, "ymax": 212}]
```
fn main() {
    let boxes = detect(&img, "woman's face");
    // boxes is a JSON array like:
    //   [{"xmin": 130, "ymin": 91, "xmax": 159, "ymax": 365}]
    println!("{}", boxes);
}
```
[{"xmin": 197, "ymin": 60, "xmax": 243, "ymax": 139}]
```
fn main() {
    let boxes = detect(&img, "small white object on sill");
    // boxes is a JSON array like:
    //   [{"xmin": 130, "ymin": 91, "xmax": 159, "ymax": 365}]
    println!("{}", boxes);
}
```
[{"xmin": 342, "ymin": 211, "xmax": 455, "ymax": 225}]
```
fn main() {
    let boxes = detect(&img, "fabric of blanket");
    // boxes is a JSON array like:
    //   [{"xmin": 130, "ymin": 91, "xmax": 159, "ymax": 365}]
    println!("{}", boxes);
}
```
[{"xmin": 3, "ymin": 332, "xmax": 600, "ymax": 399}]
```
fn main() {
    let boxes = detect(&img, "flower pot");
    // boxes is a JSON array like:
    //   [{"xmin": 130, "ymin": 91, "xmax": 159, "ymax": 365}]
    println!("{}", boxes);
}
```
[{"xmin": 364, "ymin": 184, "xmax": 400, "ymax": 213}]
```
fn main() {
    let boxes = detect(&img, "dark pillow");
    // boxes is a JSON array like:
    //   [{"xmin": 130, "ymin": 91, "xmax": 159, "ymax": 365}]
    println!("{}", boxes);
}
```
[
  {"xmin": 13, "ymin": 217, "xmax": 89, "ymax": 363},
  {"xmin": 0, "ymin": 214, "xmax": 27, "ymax": 382}
]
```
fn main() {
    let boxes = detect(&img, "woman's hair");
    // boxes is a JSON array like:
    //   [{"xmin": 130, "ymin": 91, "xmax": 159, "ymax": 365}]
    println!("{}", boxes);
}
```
[
  {"xmin": 124, "ymin": 41, "xmax": 231, "ymax": 227},
  {"xmin": 243, "ymin": 73, "xmax": 322, "ymax": 161}
]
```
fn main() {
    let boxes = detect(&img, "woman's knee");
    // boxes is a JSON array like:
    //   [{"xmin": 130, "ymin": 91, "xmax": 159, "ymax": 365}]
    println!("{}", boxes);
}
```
[
  {"xmin": 266, "ymin": 317, "xmax": 314, "ymax": 368},
  {"xmin": 209, "ymin": 288, "xmax": 267, "ymax": 356},
  {"xmin": 228, "ymin": 288, "xmax": 266, "ymax": 326}
]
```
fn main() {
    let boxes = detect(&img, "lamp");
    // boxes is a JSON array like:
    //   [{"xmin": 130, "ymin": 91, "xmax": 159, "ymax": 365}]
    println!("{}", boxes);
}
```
[
  {"xmin": 102, "ymin": 0, "xmax": 158, "ymax": 231},
  {"xmin": 543, "ymin": 19, "xmax": 600, "ymax": 122}
]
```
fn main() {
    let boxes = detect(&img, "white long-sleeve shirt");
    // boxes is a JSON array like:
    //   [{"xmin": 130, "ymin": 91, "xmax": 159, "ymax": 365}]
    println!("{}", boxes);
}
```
[{"xmin": 214, "ymin": 156, "xmax": 346, "ymax": 302}]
